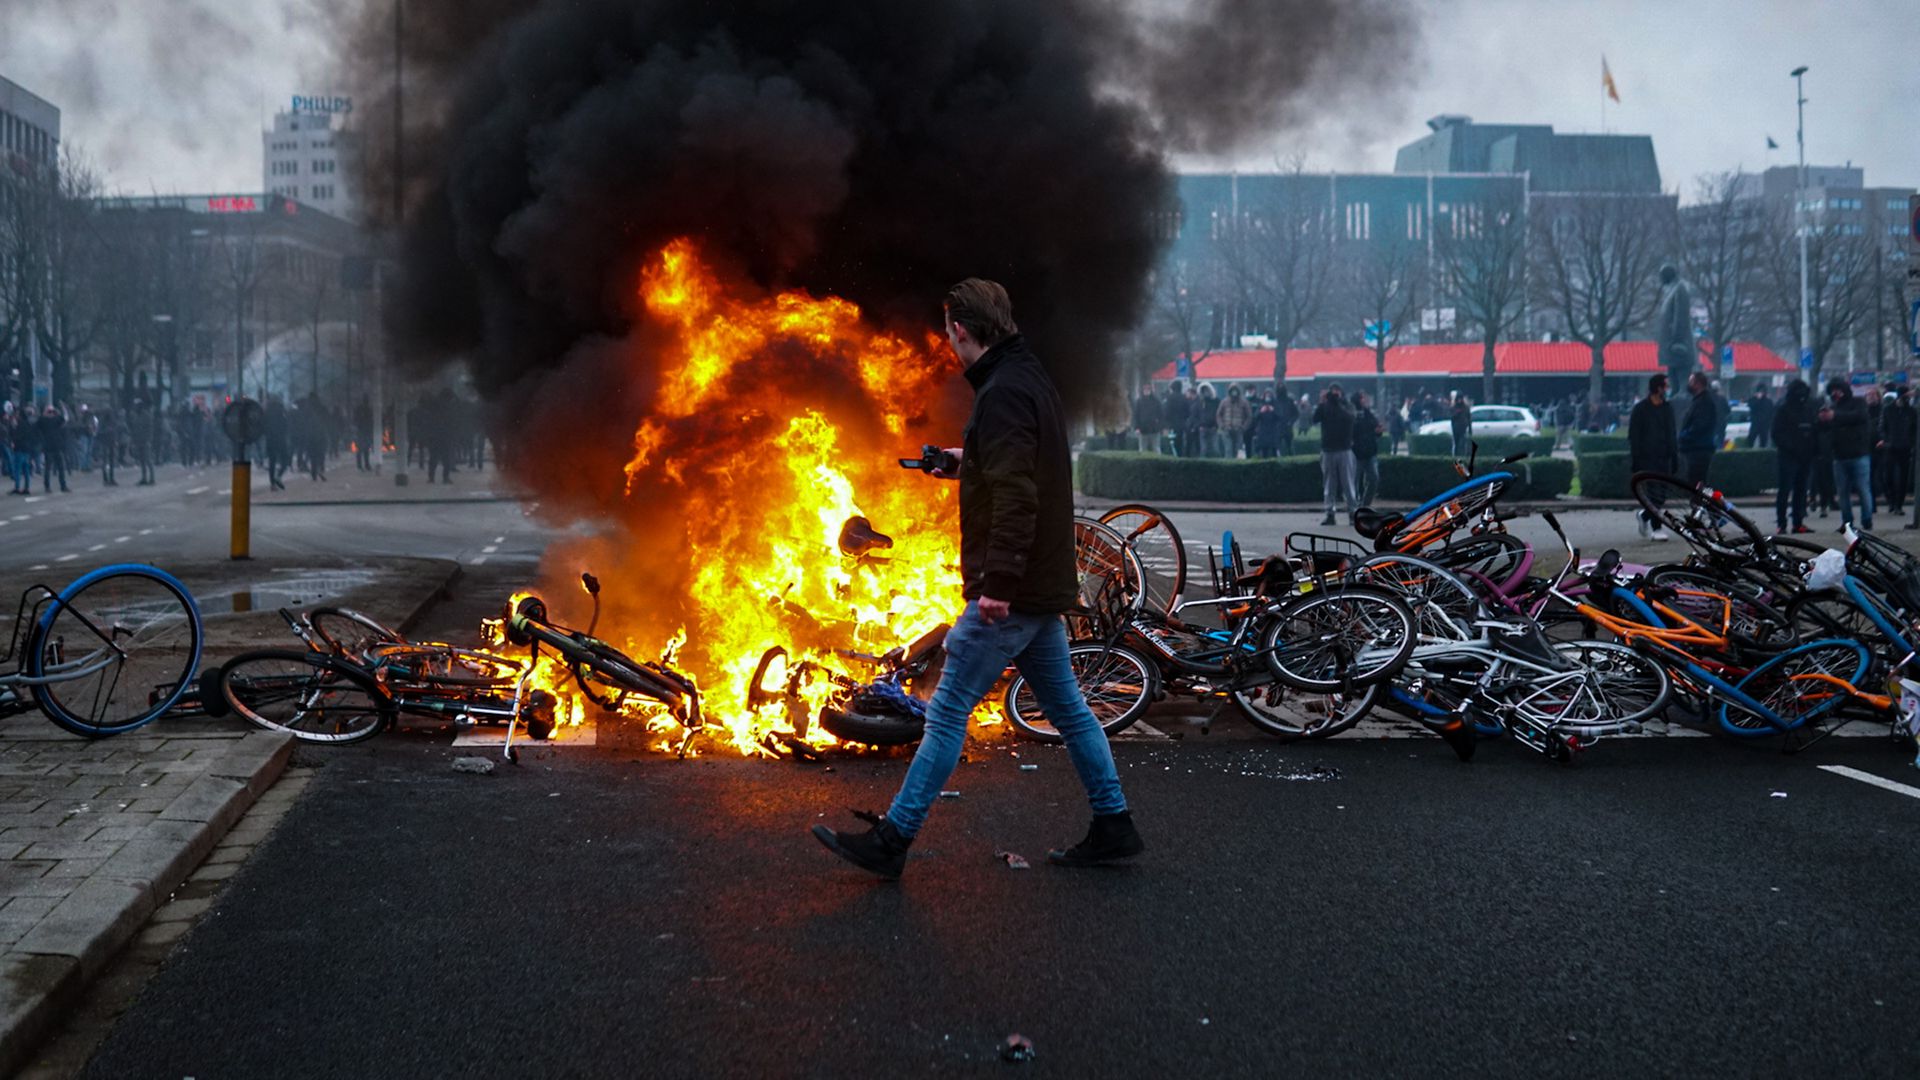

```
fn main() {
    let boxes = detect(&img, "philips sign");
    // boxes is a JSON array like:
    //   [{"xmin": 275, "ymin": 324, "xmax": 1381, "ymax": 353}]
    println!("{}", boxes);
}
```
[{"xmin": 290, "ymin": 95, "xmax": 353, "ymax": 115}]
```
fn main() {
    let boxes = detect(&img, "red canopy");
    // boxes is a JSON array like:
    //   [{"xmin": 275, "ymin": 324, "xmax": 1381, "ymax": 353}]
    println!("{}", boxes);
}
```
[{"xmin": 1151, "ymin": 341, "xmax": 1792, "ymax": 382}]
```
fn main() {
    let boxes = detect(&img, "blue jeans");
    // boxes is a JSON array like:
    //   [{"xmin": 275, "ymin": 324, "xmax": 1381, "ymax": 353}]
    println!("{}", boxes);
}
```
[
  {"xmin": 885, "ymin": 602, "xmax": 1127, "ymax": 837},
  {"xmin": 1834, "ymin": 454, "xmax": 1873, "ymax": 527}
]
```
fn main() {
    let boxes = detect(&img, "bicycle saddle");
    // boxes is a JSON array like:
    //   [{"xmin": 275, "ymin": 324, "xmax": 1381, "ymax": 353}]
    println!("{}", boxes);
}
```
[
  {"xmin": 1587, "ymin": 549, "xmax": 1623, "ymax": 587},
  {"xmin": 1352, "ymin": 507, "xmax": 1402, "ymax": 541},
  {"xmin": 837, "ymin": 515, "xmax": 894, "ymax": 558}
]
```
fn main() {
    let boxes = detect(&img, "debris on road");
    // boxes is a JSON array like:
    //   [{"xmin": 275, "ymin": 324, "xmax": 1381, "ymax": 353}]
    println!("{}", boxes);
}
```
[
  {"xmin": 996, "ymin": 851, "xmax": 1031, "ymax": 870},
  {"xmin": 451, "ymin": 756, "xmax": 496, "ymax": 775},
  {"xmin": 1000, "ymin": 1034, "xmax": 1035, "ymax": 1062},
  {"xmin": 938, "ymin": 790, "xmax": 963, "ymax": 799},
  {"xmin": 1770, "ymin": 791, "xmax": 1788, "ymax": 798},
  {"xmin": 1018, "ymin": 764, "xmax": 1038, "ymax": 772}
]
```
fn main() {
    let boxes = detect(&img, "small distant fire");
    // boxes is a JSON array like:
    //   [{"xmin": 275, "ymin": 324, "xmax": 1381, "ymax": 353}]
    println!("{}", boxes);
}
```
[{"xmin": 504, "ymin": 240, "xmax": 993, "ymax": 756}]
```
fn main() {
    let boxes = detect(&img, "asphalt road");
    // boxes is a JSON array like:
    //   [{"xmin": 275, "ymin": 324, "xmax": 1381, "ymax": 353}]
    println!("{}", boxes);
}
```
[
  {"xmin": 0, "ymin": 461, "xmax": 543, "ymax": 582},
  {"xmin": 75, "ymin": 565, "xmax": 1920, "ymax": 1077}
]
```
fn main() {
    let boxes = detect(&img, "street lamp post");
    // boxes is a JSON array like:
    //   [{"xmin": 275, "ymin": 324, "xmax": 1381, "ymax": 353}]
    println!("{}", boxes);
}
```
[{"xmin": 1792, "ymin": 65, "xmax": 1811, "ymax": 374}]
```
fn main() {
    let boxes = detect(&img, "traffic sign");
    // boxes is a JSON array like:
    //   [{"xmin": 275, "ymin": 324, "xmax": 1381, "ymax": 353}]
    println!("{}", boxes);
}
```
[
  {"xmin": 1720, "ymin": 344, "xmax": 1734, "ymax": 371},
  {"xmin": 1850, "ymin": 371, "xmax": 1880, "ymax": 387},
  {"xmin": 1909, "ymin": 194, "xmax": 1920, "ymax": 251},
  {"xmin": 1910, "ymin": 298, "xmax": 1920, "ymax": 359},
  {"xmin": 1799, "ymin": 347, "xmax": 1814, "ymax": 370}
]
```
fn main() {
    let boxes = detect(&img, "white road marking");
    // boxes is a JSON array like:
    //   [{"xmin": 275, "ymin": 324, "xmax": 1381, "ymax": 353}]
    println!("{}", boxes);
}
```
[
  {"xmin": 115, "ymin": 535, "xmax": 130, "ymax": 543},
  {"xmin": 55, "ymin": 554, "xmax": 77, "ymax": 562},
  {"xmin": 138, "ymin": 528, "xmax": 154, "ymax": 535},
  {"xmin": 493, "ymin": 535, "xmax": 506, "ymax": 544},
  {"xmin": 481, "ymin": 545, "xmax": 498, "ymax": 553},
  {"xmin": 10, "ymin": 514, "xmax": 27, "ymax": 521},
  {"xmin": 219, "ymin": 488, "xmax": 231, "ymax": 495},
  {"xmin": 87, "ymin": 544, "xmax": 105, "ymax": 552},
  {"xmin": 26, "ymin": 564, "xmax": 48, "ymax": 571},
  {"xmin": 1818, "ymin": 765, "xmax": 1920, "ymax": 801},
  {"xmin": 452, "ymin": 726, "xmax": 596, "ymax": 748},
  {"xmin": 23, "ymin": 496, "xmax": 40, "ymax": 504},
  {"xmin": 470, "ymin": 555, "xmax": 489, "ymax": 565},
  {"xmin": 185, "ymin": 486, "xmax": 209, "ymax": 495},
  {"xmin": 34, "ymin": 510, "xmax": 46, "ymax": 516}
]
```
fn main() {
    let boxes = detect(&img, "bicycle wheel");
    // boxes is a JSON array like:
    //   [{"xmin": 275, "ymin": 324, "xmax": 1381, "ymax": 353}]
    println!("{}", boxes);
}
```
[
  {"xmin": 307, "ymin": 607, "xmax": 405, "ymax": 659},
  {"xmin": 1485, "ymin": 640, "xmax": 1670, "ymax": 730},
  {"xmin": 1348, "ymin": 554, "xmax": 1479, "ymax": 643},
  {"xmin": 220, "ymin": 648, "xmax": 392, "ymax": 744},
  {"xmin": 1261, "ymin": 585, "xmax": 1416, "ymax": 692},
  {"xmin": 1231, "ymin": 681, "xmax": 1379, "ymax": 740},
  {"xmin": 1388, "ymin": 474, "xmax": 1508, "ymax": 550},
  {"xmin": 27, "ymin": 564, "xmax": 204, "ymax": 737},
  {"xmin": 1003, "ymin": 642, "xmax": 1158, "ymax": 744},
  {"xmin": 1073, "ymin": 518, "xmax": 1145, "ymax": 633},
  {"xmin": 1430, "ymin": 531, "xmax": 1531, "ymax": 593},
  {"xmin": 1720, "ymin": 638, "xmax": 1869, "ymax": 737},
  {"xmin": 1098, "ymin": 504, "xmax": 1187, "ymax": 617},
  {"xmin": 1642, "ymin": 567, "xmax": 1796, "ymax": 652},
  {"xmin": 1632, "ymin": 472, "xmax": 1766, "ymax": 558}
]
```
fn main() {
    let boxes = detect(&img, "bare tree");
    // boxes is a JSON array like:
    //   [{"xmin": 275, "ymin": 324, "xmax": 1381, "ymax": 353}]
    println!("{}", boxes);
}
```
[
  {"xmin": 1678, "ymin": 171, "xmax": 1763, "ymax": 386},
  {"xmin": 1218, "ymin": 168, "xmax": 1338, "ymax": 388},
  {"xmin": 1435, "ymin": 194, "xmax": 1528, "ymax": 402},
  {"xmin": 1756, "ymin": 202, "xmax": 1878, "ymax": 381},
  {"xmin": 1530, "ymin": 195, "xmax": 1674, "ymax": 403},
  {"xmin": 1337, "ymin": 236, "xmax": 1423, "ymax": 404},
  {"xmin": 1149, "ymin": 255, "xmax": 1217, "ymax": 378}
]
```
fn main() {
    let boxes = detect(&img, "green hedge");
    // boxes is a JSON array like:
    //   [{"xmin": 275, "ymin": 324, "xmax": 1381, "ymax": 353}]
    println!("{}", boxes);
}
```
[
  {"xmin": 1075, "ymin": 452, "xmax": 1574, "ymax": 503},
  {"xmin": 1572, "ymin": 433, "xmax": 1629, "ymax": 455},
  {"xmin": 1406, "ymin": 433, "xmax": 1556, "ymax": 459},
  {"xmin": 1573, "ymin": 448, "xmax": 1778, "ymax": 499}
]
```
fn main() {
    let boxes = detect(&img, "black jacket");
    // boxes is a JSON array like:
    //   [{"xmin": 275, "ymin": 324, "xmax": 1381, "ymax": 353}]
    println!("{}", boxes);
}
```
[
  {"xmin": 1678, "ymin": 392, "xmax": 1720, "ymax": 454},
  {"xmin": 1628, "ymin": 397, "xmax": 1677, "ymax": 474},
  {"xmin": 1821, "ymin": 394, "xmax": 1871, "ymax": 459},
  {"xmin": 1313, "ymin": 398, "xmax": 1355, "ymax": 452},
  {"xmin": 1351, "ymin": 407, "xmax": 1380, "ymax": 460},
  {"xmin": 958, "ymin": 336, "xmax": 1078, "ymax": 613},
  {"xmin": 1771, "ymin": 395, "xmax": 1815, "ymax": 456},
  {"xmin": 1884, "ymin": 399, "xmax": 1918, "ymax": 450}
]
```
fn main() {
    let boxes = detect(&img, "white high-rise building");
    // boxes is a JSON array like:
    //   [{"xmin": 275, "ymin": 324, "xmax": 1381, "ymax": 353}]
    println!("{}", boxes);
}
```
[{"xmin": 262, "ymin": 95, "xmax": 358, "ymax": 222}]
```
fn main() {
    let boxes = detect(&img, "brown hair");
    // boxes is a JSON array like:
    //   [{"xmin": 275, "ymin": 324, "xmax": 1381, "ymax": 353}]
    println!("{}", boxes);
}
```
[{"xmin": 943, "ymin": 278, "xmax": 1017, "ymax": 346}]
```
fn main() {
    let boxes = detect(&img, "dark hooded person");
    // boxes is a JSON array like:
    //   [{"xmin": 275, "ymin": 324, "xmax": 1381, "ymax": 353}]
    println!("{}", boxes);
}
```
[{"xmin": 812, "ymin": 279, "xmax": 1140, "ymax": 879}]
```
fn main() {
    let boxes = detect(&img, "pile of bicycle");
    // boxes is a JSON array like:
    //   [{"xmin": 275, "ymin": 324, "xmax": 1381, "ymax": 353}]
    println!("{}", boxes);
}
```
[
  {"xmin": 9, "ymin": 444, "xmax": 1920, "ymax": 766},
  {"xmin": 1052, "ymin": 450, "xmax": 1920, "ymax": 763}
]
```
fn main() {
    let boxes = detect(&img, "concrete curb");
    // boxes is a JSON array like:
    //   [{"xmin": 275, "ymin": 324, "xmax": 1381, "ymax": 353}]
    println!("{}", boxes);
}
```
[
  {"xmin": 0, "ymin": 731, "xmax": 294, "ymax": 1077},
  {"xmin": 396, "ymin": 562, "xmax": 464, "ymax": 638}
]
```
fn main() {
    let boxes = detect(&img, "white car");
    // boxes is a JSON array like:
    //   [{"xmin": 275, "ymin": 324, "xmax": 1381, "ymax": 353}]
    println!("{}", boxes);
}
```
[
  {"xmin": 1416, "ymin": 405, "xmax": 1542, "ymax": 438},
  {"xmin": 1724, "ymin": 404, "xmax": 1751, "ymax": 447}
]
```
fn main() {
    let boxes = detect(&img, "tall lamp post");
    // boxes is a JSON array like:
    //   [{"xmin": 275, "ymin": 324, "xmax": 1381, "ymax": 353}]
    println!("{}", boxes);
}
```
[{"xmin": 1791, "ymin": 65, "xmax": 1811, "ymax": 374}]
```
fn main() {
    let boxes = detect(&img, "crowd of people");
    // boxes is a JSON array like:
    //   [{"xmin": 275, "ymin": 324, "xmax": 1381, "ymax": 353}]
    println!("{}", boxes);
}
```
[{"xmin": 0, "ymin": 387, "xmax": 496, "ymax": 495}]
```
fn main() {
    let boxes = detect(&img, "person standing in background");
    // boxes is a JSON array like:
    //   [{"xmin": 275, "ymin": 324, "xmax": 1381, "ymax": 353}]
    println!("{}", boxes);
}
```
[
  {"xmin": 1215, "ymin": 385, "xmax": 1251, "ymax": 459},
  {"xmin": 1817, "ymin": 378, "xmax": 1873, "ymax": 533},
  {"xmin": 1748, "ymin": 385, "xmax": 1775, "ymax": 449},
  {"xmin": 1881, "ymin": 385, "xmax": 1917, "ymax": 517},
  {"xmin": 1131, "ymin": 385, "xmax": 1162, "ymax": 454},
  {"xmin": 1351, "ymin": 390, "xmax": 1383, "ymax": 507},
  {"xmin": 1628, "ymin": 374, "xmax": 1677, "ymax": 541},
  {"xmin": 1770, "ymin": 379, "xmax": 1816, "ymax": 534},
  {"xmin": 1312, "ymin": 384, "xmax": 1357, "ymax": 526},
  {"xmin": 1677, "ymin": 371, "xmax": 1721, "ymax": 484}
]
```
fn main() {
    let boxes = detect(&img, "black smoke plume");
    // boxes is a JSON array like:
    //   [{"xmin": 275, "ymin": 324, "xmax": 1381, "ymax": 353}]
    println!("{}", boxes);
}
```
[{"xmin": 339, "ymin": 0, "xmax": 1415, "ymax": 519}]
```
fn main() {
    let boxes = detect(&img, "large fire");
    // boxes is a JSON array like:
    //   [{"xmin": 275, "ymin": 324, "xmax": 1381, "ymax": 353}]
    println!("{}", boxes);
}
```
[{"xmin": 501, "ymin": 240, "xmax": 998, "ymax": 756}]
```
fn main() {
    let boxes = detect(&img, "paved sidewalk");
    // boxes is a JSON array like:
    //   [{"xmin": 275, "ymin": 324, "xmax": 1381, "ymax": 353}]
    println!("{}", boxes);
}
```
[
  {"xmin": 0, "ymin": 722, "xmax": 290, "ymax": 1076},
  {"xmin": 0, "ymin": 554, "xmax": 464, "ymax": 1073}
]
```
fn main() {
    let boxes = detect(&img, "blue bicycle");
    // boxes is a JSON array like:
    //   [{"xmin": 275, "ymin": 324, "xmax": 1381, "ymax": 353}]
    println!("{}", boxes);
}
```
[{"xmin": 0, "ymin": 563, "xmax": 204, "ymax": 736}]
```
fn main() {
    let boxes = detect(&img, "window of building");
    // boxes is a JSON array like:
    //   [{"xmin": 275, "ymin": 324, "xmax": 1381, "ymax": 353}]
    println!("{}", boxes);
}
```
[{"xmin": 1891, "ymin": 198, "xmax": 1909, "ymax": 212}]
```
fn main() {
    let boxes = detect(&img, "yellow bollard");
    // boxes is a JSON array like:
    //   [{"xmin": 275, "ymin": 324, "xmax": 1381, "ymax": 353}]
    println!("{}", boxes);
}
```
[{"xmin": 231, "ymin": 460, "xmax": 251, "ymax": 560}]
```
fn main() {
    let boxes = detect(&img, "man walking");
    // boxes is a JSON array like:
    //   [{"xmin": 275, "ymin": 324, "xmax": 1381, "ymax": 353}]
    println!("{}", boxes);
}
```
[
  {"xmin": 1351, "ymin": 390, "xmax": 1383, "ymax": 508},
  {"xmin": 813, "ymin": 280, "xmax": 1139, "ymax": 879},
  {"xmin": 1313, "ymin": 384, "xmax": 1358, "ymax": 526},
  {"xmin": 1819, "ymin": 378, "xmax": 1873, "ymax": 532},
  {"xmin": 1628, "ymin": 374, "xmax": 1677, "ymax": 541},
  {"xmin": 1677, "ymin": 371, "xmax": 1720, "ymax": 484},
  {"xmin": 1881, "ymin": 385, "xmax": 1916, "ymax": 516}
]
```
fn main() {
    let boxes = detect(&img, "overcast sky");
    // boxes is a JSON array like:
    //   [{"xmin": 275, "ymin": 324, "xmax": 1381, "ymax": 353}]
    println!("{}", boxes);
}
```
[{"xmin": 4, "ymin": 0, "xmax": 1915, "ymax": 201}]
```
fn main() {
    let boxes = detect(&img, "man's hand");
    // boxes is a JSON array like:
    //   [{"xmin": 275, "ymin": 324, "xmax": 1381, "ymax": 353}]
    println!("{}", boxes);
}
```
[
  {"xmin": 930, "ymin": 446, "xmax": 964, "ymax": 480},
  {"xmin": 977, "ymin": 596, "xmax": 1012, "ymax": 622}
]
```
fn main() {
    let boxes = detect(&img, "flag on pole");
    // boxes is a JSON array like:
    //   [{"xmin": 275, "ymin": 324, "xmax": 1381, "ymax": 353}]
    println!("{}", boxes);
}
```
[
  {"xmin": 1766, "ymin": 135, "xmax": 1780, "ymax": 149},
  {"xmin": 1602, "ymin": 56, "xmax": 1621, "ymax": 103}
]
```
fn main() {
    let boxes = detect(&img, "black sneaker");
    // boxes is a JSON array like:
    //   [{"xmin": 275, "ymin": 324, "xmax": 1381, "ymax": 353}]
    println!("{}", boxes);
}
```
[
  {"xmin": 1048, "ymin": 810, "xmax": 1145, "ymax": 867},
  {"xmin": 812, "ymin": 810, "xmax": 912, "ymax": 879},
  {"xmin": 1320, "ymin": 513, "xmax": 1336, "ymax": 526}
]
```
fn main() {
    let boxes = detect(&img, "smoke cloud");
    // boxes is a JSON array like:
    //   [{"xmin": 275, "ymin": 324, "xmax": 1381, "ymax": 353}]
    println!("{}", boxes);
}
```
[{"xmin": 336, "ymin": 0, "xmax": 1415, "ymax": 520}]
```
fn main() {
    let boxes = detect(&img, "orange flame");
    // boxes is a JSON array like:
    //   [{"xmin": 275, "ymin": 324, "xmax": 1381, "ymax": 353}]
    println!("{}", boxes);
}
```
[{"xmin": 521, "ymin": 239, "xmax": 1001, "ymax": 755}]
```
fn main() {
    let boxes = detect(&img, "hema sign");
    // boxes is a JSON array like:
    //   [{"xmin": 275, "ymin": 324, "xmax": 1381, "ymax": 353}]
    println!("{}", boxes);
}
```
[{"xmin": 291, "ymin": 95, "xmax": 353, "ymax": 115}]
